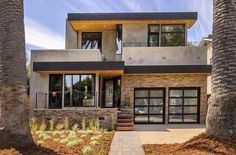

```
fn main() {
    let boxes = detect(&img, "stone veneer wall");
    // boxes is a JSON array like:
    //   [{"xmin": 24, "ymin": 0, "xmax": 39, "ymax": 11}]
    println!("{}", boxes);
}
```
[
  {"xmin": 121, "ymin": 74, "xmax": 208, "ymax": 124},
  {"xmin": 34, "ymin": 108, "xmax": 117, "ymax": 130}
]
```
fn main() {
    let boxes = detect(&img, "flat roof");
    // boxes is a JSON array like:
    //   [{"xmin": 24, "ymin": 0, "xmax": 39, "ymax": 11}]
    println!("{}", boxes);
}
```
[{"xmin": 68, "ymin": 12, "xmax": 198, "ymax": 21}]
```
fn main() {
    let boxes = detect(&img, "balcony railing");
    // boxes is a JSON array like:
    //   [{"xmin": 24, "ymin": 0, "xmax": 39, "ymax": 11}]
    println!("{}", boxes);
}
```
[{"xmin": 123, "ymin": 41, "xmax": 202, "ymax": 47}]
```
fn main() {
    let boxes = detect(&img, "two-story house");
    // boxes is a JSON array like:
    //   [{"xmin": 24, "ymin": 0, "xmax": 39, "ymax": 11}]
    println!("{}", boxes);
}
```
[{"xmin": 30, "ymin": 12, "xmax": 211, "ymax": 130}]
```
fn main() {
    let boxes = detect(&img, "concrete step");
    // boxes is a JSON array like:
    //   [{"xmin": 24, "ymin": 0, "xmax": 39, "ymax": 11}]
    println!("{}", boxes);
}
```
[{"xmin": 117, "ymin": 126, "xmax": 134, "ymax": 131}]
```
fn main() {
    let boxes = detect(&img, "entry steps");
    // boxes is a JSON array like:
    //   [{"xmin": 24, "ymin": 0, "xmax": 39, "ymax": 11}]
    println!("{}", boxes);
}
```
[{"xmin": 117, "ymin": 112, "xmax": 134, "ymax": 131}]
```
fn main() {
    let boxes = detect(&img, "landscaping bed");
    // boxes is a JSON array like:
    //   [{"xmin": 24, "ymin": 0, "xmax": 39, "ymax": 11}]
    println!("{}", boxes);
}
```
[{"xmin": 142, "ymin": 133, "xmax": 236, "ymax": 155}]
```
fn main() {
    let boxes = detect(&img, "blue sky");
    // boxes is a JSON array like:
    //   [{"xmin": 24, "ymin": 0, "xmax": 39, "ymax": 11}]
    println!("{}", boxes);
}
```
[{"xmin": 24, "ymin": 0, "xmax": 213, "ymax": 51}]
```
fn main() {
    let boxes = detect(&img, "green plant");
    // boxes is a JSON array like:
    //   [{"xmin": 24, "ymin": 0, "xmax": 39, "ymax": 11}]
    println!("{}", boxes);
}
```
[
  {"xmin": 82, "ymin": 118, "xmax": 86, "ymax": 131},
  {"xmin": 72, "ymin": 124, "xmax": 78, "ymax": 132},
  {"xmin": 64, "ymin": 117, "xmax": 69, "ymax": 130},
  {"xmin": 66, "ymin": 140, "xmax": 78, "ymax": 147},
  {"xmin": 49, "ymin": 119, "xmax": 55, "ymax": 131},
  {"xmin": 82, "ymin": 146, "xmax": 94, "ymax": 154},
  {"xmin": 111, "ymin": 114, "xmax": 115, "ymax": 131},
  {"xmin": 39, "ymin": 121, "xmax": 46, "ymax": 132},
  {"xmin": 95, "ymin": 118, "xmax": 100, "ymax": 131},
  {"xmin": 90, "ymin": 140, "xmax": 100, "ymax": 145},
  {"xmin": 30, "ymin": 117, "xmax": 38, "ymax": 133},
  {"xmin": 89, "ymin": 119, "xmax": 94, "ymax": 130},
  {"xmin": 90, "ymin": 136, "xmax": 99, "ymax": 141},
  {"xmin": 55, "ymin": 123, "xmax": 64, "ymax": 131}
]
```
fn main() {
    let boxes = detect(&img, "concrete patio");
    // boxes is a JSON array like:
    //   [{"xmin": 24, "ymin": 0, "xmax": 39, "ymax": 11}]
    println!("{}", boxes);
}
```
[{"xmin": 109, "ymin": 124, "xmax": 205, "ymax": 155}]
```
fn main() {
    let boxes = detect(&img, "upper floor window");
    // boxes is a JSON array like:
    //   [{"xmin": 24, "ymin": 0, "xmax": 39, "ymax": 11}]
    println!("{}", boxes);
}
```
[
  {"xmin": 161, "ymin": 25, "xmax": 185, "ymax": 46},
  {"xmin": 82, "ymin": 32, "xmax": 102, "ymax": 50},
  {"xmin": 148, "ymin": 25, "xmax": 160, "ymax": 47}
]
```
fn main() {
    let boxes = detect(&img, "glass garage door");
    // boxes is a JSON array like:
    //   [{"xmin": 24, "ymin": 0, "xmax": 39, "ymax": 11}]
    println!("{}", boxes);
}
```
[
  {"xmin": 168, "ymin": 88, "xmax": 200, "ymax": 123},
  {"xmin": 134, "ymin": 88, "xmax": 165, "ymax": 124}
]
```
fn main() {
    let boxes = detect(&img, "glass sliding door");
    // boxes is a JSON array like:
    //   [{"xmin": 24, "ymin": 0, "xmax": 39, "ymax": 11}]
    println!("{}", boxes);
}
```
[
  {"xmin": 104, "ymin": 80, "xmax": 114, "ymax": 107},
  {"xmin": 49, "ymin": 74, "xmax": 63, "ymax": 109}
]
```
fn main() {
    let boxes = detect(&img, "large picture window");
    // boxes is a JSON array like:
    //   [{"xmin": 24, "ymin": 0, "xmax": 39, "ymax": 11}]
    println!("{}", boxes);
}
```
[
  {"xmin": 148, "ymin": 25, "xmax": 160, "ymax": 47},
  {"xmin": 64, "ymin": 74, "xmax": 95, "ymax": 107},
  {"xmin": 168, "ymin": 88, "xmax": 200, "ymax": 123},
  {"xmin": 49, "ymin": 74, "xmax": 63, "ymax": 109},
  {"xmin": 82, "ymin": 32, "xmax": 102, "ymax": 50},
  {"xmin": 161, "ymin": 25, "xmax": 185, "ymax": 46}
]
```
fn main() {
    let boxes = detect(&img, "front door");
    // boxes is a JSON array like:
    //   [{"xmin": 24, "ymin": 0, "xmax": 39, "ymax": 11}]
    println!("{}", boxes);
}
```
[{"xmin": 104, "ymin": 80, "xmax": 114, "ymax": 107}]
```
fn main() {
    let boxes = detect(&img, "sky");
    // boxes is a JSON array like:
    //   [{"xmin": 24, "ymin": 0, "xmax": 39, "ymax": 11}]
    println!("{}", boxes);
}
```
[{"xmin": 24, "ymin": 0, "xmax": 213, "ymax": 53}]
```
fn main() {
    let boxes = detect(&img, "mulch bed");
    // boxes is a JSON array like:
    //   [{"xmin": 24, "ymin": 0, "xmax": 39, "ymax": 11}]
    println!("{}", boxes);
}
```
[
  {"xmin": 0, "ymin": 131, "xmax": 114, "ymax": 155},
  {"xmin": 142, "ymin": 133, "xmax": 236, "ymax": 155}
]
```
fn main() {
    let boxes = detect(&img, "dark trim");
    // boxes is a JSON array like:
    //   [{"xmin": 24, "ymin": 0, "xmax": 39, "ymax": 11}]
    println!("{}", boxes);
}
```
[
  {"xmin": 168, "ymin": 87, "xmax": 200, "ymax": 124},
  {"xmin": 68, "ymin": 12, "xmax": 198, "ymax": 21},
  {"xmin": 134, "ymin": 87, "xmax": 166, "ymax": 124},
  {"xmin": 33, "ymin": 61, "xmax": 125, "ymax": 71},
  {"xmin": 125, "ymin": 65, "xmax": 212, "ymax": 74}
]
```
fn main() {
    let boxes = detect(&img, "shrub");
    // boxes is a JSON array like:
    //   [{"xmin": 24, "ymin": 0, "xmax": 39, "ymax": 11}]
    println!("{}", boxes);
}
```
[
  {"xmin": 49, "ymin": 119, "xmax": 55, "ymax": 131},
  {"xmin": 64, "ymin": 117, "xmax": 69, "ymax": 130},
  {"xmin": 95, "ymin": 118, "xmax": 100, "ymax": 131},
  {"xmin": 82, "ymin": 146, "xmax": 93, "ymax": 154},
  {"xmin": 90, "ymin": 140, "xmax": 100, "ymax": 145},
  {"xmin": 89, "ymin": 119, "xmax": 94, "ymax": 130},
  {"xmin": 55, "ymin": 123, "xmax": 64, "ymax": 131},
  {"xmin": 111, "ymin": 114, "xmax": 115, "ymax": 131},
  {"xmin": 82, "ymin": 118, "xmax": 86, "ymax": 131},
  {"xmin": 30, "ymin": 117, "xmax": 38, "ymax": 133},
  {"xmin": 72, "ymin": 124, "xmax": 78, "ymax": 132},
  {"xmin": 39, "ymin": 121, "xmax": 46, "ymax": 132}
]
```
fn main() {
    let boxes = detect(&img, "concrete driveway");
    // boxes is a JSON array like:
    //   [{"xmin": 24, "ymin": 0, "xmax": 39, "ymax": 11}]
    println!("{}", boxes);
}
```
[{"xmin": 135, "ymin": 124, "xmax": 206, "ymax": 144}]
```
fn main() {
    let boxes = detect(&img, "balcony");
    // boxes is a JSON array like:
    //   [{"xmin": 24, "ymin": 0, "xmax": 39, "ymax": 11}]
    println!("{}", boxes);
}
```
[
  {"xmin": 122, "ymin": 46, "xmax": 207, "ymax": 66},
  {"xmin": 31, "ymin": 49, "xmax": 102, "ymax": 62}
]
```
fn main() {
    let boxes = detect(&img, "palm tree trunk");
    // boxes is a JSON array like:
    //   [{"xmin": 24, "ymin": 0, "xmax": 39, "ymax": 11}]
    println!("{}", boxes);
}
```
[
  {"xmin": 0, "ymin": 0, "xmax": 33, "ymax": 147},
  {"xmin": 206, "ymin": 0, "xmax": 236, "ymax": 139}
]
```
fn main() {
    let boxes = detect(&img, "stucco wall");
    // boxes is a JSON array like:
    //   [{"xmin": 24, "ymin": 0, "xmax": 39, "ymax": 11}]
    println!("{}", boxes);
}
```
[
  {"xmin": 122, "ymin": 47, "xmax": 207, "ymax": 65},
  {"xmin": 120, "ymin": 74, "xmax": 208, "ymax": 124},
  {"xmin": 65, "ymin": 21, "xmax": 77, "ymax": 49}
]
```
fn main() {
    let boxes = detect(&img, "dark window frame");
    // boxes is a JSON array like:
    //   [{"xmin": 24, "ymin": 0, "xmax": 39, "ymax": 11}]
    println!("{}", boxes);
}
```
[
  {"xmin": 134, "ymin": 88, "xmax": 166, "ymax": 124},
  {"xmin": 160, "ymin": 24, "xmax": 186, "ymax": 47},
  {"xmin": 168, "ymin": 87, "xmax": 200, "ymax": 124},
  {"xmin": 64, "ymin": 74, "xmax": 96, "ymax": 107},
  {"xmin": 81, "ymin": 32, "xmax": 102, "ymax": 51},
  {"xmin": 148, "ymin": 24, "xmax": 160, "ymax": 47}
]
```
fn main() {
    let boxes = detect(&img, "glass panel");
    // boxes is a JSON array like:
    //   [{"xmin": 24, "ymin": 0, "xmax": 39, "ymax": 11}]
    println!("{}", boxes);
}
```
[
  {"xmin": 169, "ymin": 115, "xmax": 182, "ymax": 122},
  {"xmin": 149, "ymin": 107, "xmax": 163, "ymax": 114},
  {"xmin": 184, "ymin": 115, "xmax": 198, "ymax": 122},
  {"xmin": 170, "ymin": 90, "xmax": 183, "ymax": 97},
  {"xmin": 150, "ymin": 90, "xmax": 163, "ymax": 97},
  {"xmin": 82, "ymin": 32, "xmax": 101, "ymax": 50},
  {"xmin": 184, "ymin": 106, "xmax": 198, "ymax": 114},
  {"xmin": 184, "ymin": 98, "xmax": 198, "ymax": 105},
  {"xmin": 150, "ymin": 99, "xmax": 163, "ymax": 106},
  {"xmin": 135, "ymin": 99, "xmax": 148, "ymax": 106},
  {"xmin": 64, "ymin": 75, "xmax": 72, "ymax": 107},
  {"xmin": 105, "ymin": 80, "xmax": 113, "ymax": 107},
  {"xmin": 148, "ymin": 34, "xmax": 159, "ymax": 47},
  {"xmin": 161, "ymin": 33, "xmax": 185, "ymax": 46},
  {"xmin": 184, "ymin": 89, "xmax": 198, "ymax": 97},
  {"xmin": 135, "ymin": 115, "xmax": 148, "ymax": 123},
  {"xmin": 149, "ymin": 25, "xmax": 159, "ymax": 32},
  {"xmin": 80, "ymin": 75, "xmax": 95, "ymax": 106},
  {"xmin": 49, "ymin": 75, "xmax": 62, "ymax": 109},
  {"xmin": 169, "ymin": 106, "xmax": 182, "ymax": 114},
  {"xmin": 149, "ymin": 115, "xmax": 163, "ymax": 123},
  {"xmin": 135, "ymin": 107, "xmax": 148, "ymax": 114},
  {"xmin": 72, "ymin": 75, "xmax": 80, "ymax": 106},
  {"xmin": 161, "ymin": 25, "xmax": 185, "ymax": 32},
  {"xmin": 169, "ymin": 98, "xmax": 182, "ymax": 105},
  {"xmin": 135, "ymin": 90, "xmax": 148, "ymax": 98}
]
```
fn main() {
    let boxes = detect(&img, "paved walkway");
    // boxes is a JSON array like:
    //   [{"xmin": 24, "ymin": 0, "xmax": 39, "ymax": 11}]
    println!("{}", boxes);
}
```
[
  {"xmin": 109, "ymin": 125, "xmax": 205, "ymax": 155},
  {"xmin": 109, "ymin": 132, "xmax": 145, "ymax": 155}
]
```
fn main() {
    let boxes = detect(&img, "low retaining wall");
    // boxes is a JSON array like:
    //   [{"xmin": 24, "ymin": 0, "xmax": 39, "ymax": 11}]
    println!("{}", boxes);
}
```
[{"xmin": 34, "ymin": 108, "xmax": 117, "ymax": 130}]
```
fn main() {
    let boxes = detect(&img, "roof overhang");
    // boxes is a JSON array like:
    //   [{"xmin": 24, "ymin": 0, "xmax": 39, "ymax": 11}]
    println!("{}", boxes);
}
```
[{"xmin": 68, "ymin": 12, "xmax": 197, "ymax": 30}]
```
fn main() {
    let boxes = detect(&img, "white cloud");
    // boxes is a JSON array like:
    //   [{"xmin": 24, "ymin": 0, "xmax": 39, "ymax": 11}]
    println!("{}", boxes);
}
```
[{"xmin": 24, "ymin": 17, "xmax": 65, "ymax": 49}]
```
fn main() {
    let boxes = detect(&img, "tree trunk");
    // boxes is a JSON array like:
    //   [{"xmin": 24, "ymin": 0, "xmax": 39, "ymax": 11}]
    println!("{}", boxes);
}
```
[
  {"xmin": 0, "ymin": 0, "xmax": 33, "ymax": 147},
  {"xmin": 206, "ymin": 0, "xmax": 236, "ymax": 139}
]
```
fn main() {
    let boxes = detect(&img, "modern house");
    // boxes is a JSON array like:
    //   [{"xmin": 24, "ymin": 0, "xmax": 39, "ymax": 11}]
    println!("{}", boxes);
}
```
[{"xmin": 30, "ymin": 12, "xmax": 211, "ymax": 130}]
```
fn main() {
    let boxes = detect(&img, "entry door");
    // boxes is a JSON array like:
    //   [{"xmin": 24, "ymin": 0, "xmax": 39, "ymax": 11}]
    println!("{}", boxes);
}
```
[
  {"xmin": 104, "ymin": 80, "xmax": 114, "ymax": 107},
  {"xmin": 134, "ymin": 88, "xmax": 165, "ymax": 124}
]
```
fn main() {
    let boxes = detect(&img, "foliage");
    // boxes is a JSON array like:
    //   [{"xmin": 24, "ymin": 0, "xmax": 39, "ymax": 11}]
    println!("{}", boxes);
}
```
[
  {"xmin": 30, "ymin": 117, "xmax": 38, "ymax": 133},
  {"xmin": 59, "ymin": 131, "xmax": 84, "ymax": 148},
  {"xmin": 63, "ymin": 117, "xmax": 69, "ymax": 130},
  {"xmin": 111, "ymin": 114, "xmax": 115, "ymax": 131},
  {"xmin": 90, "ymin": 136, "xmax": 99, "ymax": 141},
  {"xmin": 82, "ymin": 145, "xmax": 94, "ymax": 154},
  {"xmin": 95, "ymin": 118, "xmax": 100, "ymax": 131},
  {"xmin": 55, "ymin": 123, "xmax": 64, "ymax": 131},
  {"xmin": 90, "ymin": 140, "xmax": 100, "ymax": 145},
  {"xmin": 89, "ymin": 119, "xmax": 94, "ymax": 130},
  {"xmin": 72, "ymin": 124, "xmax": 79, "ymax": 132},
  {"xmin": 49, "ymin": 119, "xmax": 55, "ymax": 131},
  {"xmin": 39, "ymin": 121, "xmax": 46, "ymax": 132},
  {"xmin": 82, "ymin": 118, "xmax": 86, "ymax": 131}
]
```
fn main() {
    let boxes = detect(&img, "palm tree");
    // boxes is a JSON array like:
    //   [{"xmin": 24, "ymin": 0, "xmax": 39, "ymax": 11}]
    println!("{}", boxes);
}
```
[
  {"xmin": 0, "ymin": 0, "xmax": 33, "ymax": 147},
  {"xmin": 206, "ymin": 0, "xmax": 236, "ymax": 139}
]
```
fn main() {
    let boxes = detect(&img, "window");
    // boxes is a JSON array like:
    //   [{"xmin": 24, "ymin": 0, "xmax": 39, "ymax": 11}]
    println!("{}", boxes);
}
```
[
  {"xmin": 82, "ymin": 32, "xmax": 102, "ymax": 50},
  {"xmin": 134, "ymin": 88, "xmax": 165, "ymax": 124},
  {"xmin": 148, "ymin": 25, "xmax": 160, "ymax": 47},
  {"xmin": 64, "ymin": 74, "xmax": 95, "ymax": 107},
  {"xmin": 49, "ymin": 74, "xmax": 63, "ymax": 109},
  {"xmin": 168, "ymin": 88, "xmax": 200, "ymax": 123},
  {"xmin": 161, "ymin": 25, "xmax": 185, "ymax": 46}
]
